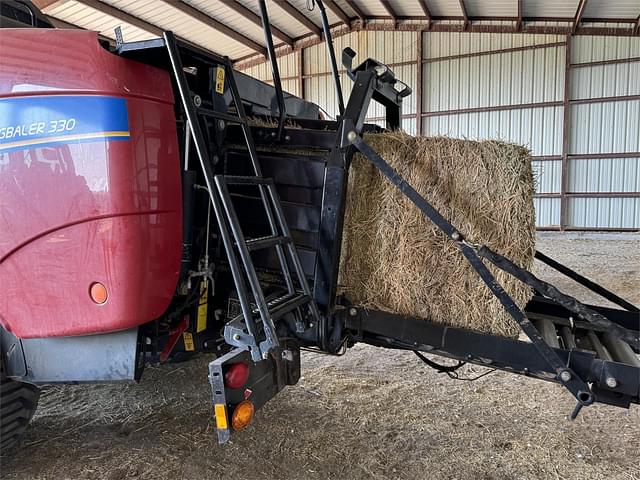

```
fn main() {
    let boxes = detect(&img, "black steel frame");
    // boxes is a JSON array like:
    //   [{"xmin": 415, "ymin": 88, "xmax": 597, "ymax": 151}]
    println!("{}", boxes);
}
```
[{"xmin": 343, "ymin": 308, "xmax": 639, "ymax": 408}]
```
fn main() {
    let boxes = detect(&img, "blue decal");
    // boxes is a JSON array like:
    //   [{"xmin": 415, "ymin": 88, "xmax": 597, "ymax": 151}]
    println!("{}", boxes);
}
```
[{"xmin": 0, "ymin": 95, "xmax": 130, "ymax": 153}]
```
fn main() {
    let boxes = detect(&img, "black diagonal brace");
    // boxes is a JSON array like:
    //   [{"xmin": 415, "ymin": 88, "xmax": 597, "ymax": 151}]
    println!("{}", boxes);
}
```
[
  {"xmin": 475, "ymin": 245, "xmax": 640, "ymax": 349},
  {"xmin": 535, "ymin": 250, "xmax": 639, "ymax": 313}
]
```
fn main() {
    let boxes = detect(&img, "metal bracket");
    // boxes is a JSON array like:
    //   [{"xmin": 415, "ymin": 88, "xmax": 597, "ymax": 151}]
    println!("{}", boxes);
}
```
[
  {"xmin": 223, "ymin": 315, "xmax": 261, "ymax": 361},
  {"xmin": 114, "ymin": 26, "xmax": 124, "ymax": 48}
]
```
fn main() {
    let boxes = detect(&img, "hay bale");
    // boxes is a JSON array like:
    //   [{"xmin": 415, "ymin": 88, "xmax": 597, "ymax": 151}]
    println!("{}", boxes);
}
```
[{"xmin": 339, "ymin": 131, "xmax": 536, "ymax": 337}]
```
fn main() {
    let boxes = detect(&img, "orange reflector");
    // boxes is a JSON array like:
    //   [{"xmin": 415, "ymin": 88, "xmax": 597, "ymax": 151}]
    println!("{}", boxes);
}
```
[
  {"xmin": 214, "ymin": 404, "xmax": 228, "ymax": 430},
  {"xmin": 231, "ymin": 400, "xmax": 255, "ymax": 431},
  {"xmin": 89, "ymin": 282, "xmax": 108, "ymax": 304}
]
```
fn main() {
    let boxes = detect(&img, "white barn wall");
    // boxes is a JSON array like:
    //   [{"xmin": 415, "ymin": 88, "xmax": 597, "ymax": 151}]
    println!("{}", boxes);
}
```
[{"xmin": 569, "ymin": 36, "xmax": 640, "ymax": 229}]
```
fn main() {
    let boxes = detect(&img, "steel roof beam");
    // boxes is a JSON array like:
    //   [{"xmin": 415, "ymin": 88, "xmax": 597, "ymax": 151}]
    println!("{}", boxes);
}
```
[
  {"xmin": 159, "ymin": 1, "xmax": 266, "ymax": 56},
  {"xmin": 343, "ymin": 0, "xmax": 365, "ymax": 21},
  {"xmin": 416, "ymin": 0, "xmax": 432, "ymax": 29},
  {"xmin": 224, "ymin": 1, "xmax": 293, "ymax": 47},
  {"xmin": 73, "ymin": 0, "xmax": 163, "ymax": 36},
  {"xmin": 379, "ymin": 0, "xmax": 397, "ymax": 22},
  {"xmin": 277, "ymin": 1, "xmax": 322, "ymax": 37},
  {"xmin": 324, "ymin": 0, "xmax": 351, "ymax": 26},
  {"xmin": 517, "ymin": 0, "xmax": 523, "ymax": 31},
  {"xmin": 459, "ymin": 0, "xmax": 469, "ymax": 31},
  {"xmin": 45, "ymin": 0, "xmax": 228, "ymax": 56},
  {"xmin": 573, "ymin": 0, "xmax": 588, "ymax": 34},
  {"xmin": 33, "ymin": 0, "xmax": 68, "ymax": 9},
  {"xmin": 69, "ymin": 1, "xmax": 265, "ymax": 56},
  {"xmin": 45, "ymin": 14, "xmax": 113, "ymax": 43}
]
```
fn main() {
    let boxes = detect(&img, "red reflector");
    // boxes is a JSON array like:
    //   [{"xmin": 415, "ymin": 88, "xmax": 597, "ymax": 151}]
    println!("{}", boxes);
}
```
[{"xmin": 225, "ymin": 362, "xmax": 250, "ymax": 389}]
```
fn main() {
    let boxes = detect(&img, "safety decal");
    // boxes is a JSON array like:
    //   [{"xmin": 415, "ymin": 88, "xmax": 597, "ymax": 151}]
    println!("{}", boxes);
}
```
[
  {"xmin": 0, "ymin": 95, "xmax": 130, "ymax": 153},
  {"xmin": 183, "ymin": 332, "xmax": 195, "ymax": 352},
  {"xmin": 196, "ymin": 278, "xmax": 209, "ymax": 333},
  {"xmin": 215, "ymin": 66, "xmax": 225, "ymax": 94}
]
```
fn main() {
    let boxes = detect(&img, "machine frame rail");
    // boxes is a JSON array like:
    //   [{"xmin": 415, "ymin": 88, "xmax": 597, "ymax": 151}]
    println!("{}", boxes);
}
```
[{"xmin": 343, "ymin": 308, "xmax": 640, "ymax": 408}]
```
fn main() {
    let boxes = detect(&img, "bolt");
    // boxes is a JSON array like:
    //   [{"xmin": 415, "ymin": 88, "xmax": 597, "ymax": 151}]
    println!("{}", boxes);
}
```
[
  {"xmin": 348, "ymin": 307, "xmax": 358, "ymax": 317},
  {"xmin": 605, "ymin": 376, "xmax": 618, "ymax": 388},
  {"xmin": 217, "ymin": 119, "xmax": 225, "ymax": 131},
  {"xmin": 560, "ymin": 370, "xmax": 572, "ymax": 382},
  {"xmin": 233, "ymin": 333, "xmax": 241, "ymax": 341},
  {"xmin": 193, "ymin": 95, "xmax": 202, "ymax": 107},
  {"xmin": 309, "ymin": 323, "xmax": 314, "ymax": 328},
  {"xmin": 451, "ymin": 231, "xmax": 461, "ymax": 241},
  {"xmin": 347, "ymin": 131, "xmax": 357, "ymax": 142}
]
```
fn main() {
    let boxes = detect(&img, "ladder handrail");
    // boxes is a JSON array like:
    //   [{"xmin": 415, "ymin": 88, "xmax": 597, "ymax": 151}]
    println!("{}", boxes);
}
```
[{"xmin": 163, "ymin": 32, "xmax": 260, "ymax": 352}]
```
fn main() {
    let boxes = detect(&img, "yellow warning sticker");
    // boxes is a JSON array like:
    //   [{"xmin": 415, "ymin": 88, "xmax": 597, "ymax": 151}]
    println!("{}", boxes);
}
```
[
  {"xmin": 196, "ymin": 279, "xmax": 208, "ymax": 333},
  {"xmin": 183, "ymin": 331, "xmax": 195, "ymax": 352},
  {"xmin": 215, "ymin": 66, "xmax": 225, "ymax": 94}
]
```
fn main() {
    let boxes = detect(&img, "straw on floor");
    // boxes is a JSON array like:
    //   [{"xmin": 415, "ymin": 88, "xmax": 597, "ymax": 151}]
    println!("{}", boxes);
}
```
[{"xmin": 339, "ymin": 131, "xmax": 536, "ymax": 337}]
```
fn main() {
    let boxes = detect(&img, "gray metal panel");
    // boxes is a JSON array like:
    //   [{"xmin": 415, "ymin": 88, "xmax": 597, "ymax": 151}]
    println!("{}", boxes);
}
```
[
  {"xmin": 522, "ymin": 0, "xmax": 582, "ymax": 18},
  {"xmin": 423, "ymin": 43, "xmax": 564, "ymax": 112},
  {"xmin": 422, "ymin": 106, "xmax": 564, "ymax": 156},
  {"xmin": 1, "ymin": 328, "xmax": 139, "ymax": 384},
  {"xmin": 244, "ymin": 50, "xmax": 300, "ymax": 81},
  {"xmin": 535, "ymin": 198, "xmax": 562, "ymax": 226},
  {"xmin": 572, "ymin": 61, "xmax": 640, "ymax": 99},
  {"xmin": 568, "ymin": 198, "xmax": 640, "ymax": 228},
  {"xmin": 583, "ymin": 0, "xmax": 640, "ymax": 20},
  {"xmin": 572, "ymin": 35, "xmax": 640, "ymax": 64},
  {"xmin": 464, "ymin": 0, "xmax": 518, "ymax": 17},
  {"xmin": 533, "ymin": 160, "xmax": 562, "ymax": 193},
  {"xmin": 423, "ymin": 30, "xmax": 565, "ymax": 59},
  {"xmin": 569, "ymin": 100, "xmax": 640, "ymax": 155},
  {"xmin": 568, "ymin": 157, "xmax": 640, "ymax": 192}
]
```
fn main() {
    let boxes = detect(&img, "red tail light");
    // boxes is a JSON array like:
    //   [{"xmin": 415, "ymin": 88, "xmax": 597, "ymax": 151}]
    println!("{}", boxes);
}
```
[{"xmin": 225, "ymin": 362, "xmax": 250, "ymax": 389}]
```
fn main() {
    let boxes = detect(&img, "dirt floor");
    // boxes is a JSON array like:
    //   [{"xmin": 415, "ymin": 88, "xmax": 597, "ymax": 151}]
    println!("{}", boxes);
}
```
[{"xmin": 2, "ymin": 232, "xmax": 639, "ymax": 480}]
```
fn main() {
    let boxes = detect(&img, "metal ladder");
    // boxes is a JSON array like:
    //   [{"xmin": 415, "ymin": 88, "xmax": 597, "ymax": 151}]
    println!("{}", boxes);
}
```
[{"xmin": 164, "ymin": 32, "xmax": 321, "ymax": 362}]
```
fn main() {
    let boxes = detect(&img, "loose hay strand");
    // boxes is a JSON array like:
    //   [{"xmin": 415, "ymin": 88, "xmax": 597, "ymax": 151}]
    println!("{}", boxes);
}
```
[{"xmin": 339, "ymin": 131, "xmax": 536, "ymax": 338}]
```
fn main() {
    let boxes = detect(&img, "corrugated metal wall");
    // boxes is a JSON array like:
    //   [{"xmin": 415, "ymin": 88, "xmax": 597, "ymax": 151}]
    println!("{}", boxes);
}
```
[
  {"xmin": 239, "ymin": 29, "xmax": 640, "ymax": 230},
  {"xmin": 568, "ymin": 36, "xmax": 640, "ymax": 229}
]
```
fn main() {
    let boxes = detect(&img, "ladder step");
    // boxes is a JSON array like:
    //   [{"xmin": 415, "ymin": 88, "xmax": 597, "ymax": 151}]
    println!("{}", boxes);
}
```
[
  {"xmin": 245, "ymin": 235, "xmax": 290, "ymax": 251},
  {"xmin": 196, "ymin": 106, "xmax": 246, "ymax": 125},
  {"xmin": 222, "ymin": 175, "xmax": 274, "ymax": 186}
]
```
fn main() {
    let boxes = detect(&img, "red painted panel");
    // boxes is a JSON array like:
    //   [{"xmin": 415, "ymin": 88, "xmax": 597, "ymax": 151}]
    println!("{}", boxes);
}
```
[{"xmin": 0, "ymin": 29, "xmax": 182, "ymax": 338}]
